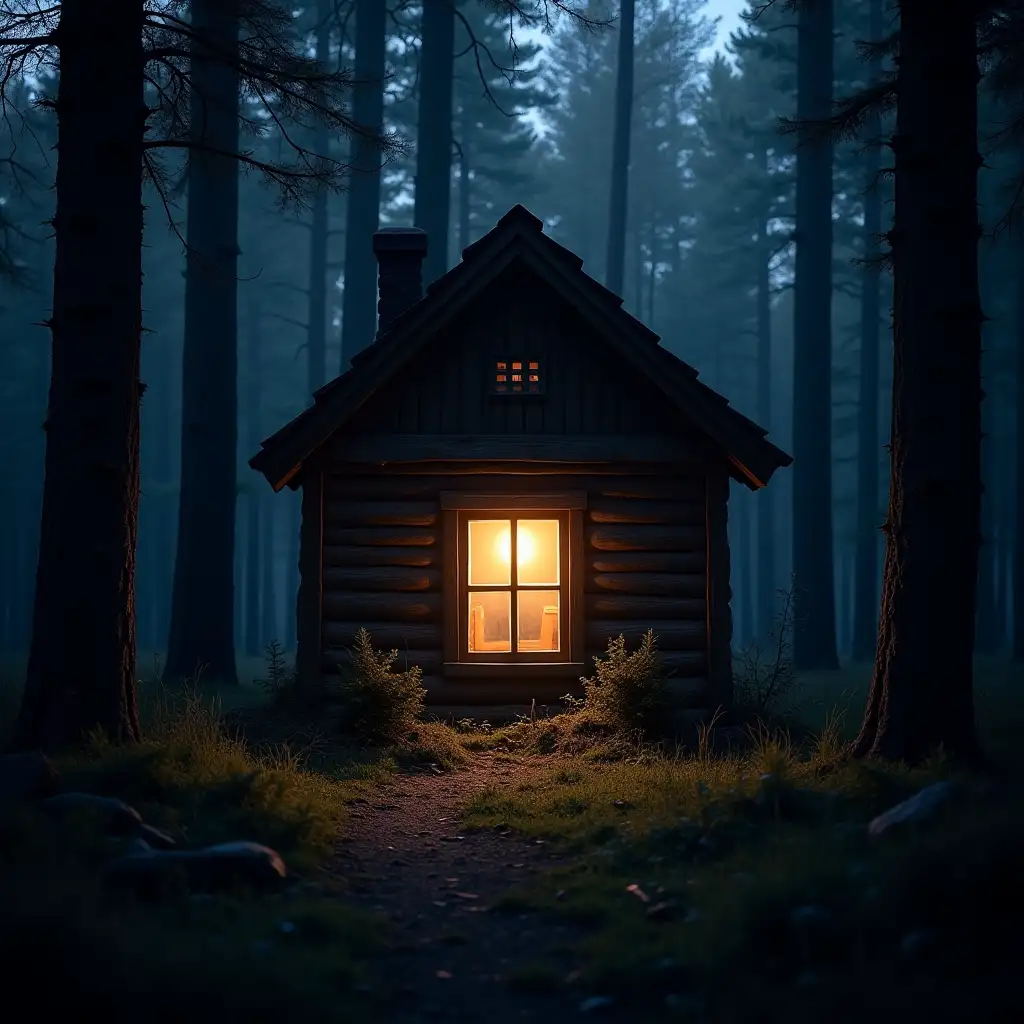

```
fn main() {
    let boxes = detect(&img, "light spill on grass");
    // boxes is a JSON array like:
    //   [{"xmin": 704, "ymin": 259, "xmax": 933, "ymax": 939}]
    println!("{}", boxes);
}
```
[{"xmin": 461, "ymin": 680, "xmax": 1024, "ymax": 1023}]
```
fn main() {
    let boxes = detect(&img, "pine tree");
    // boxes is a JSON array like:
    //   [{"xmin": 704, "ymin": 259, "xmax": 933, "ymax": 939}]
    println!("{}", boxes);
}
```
[
  {"xmin": 451, "ymin": 4, "xmax": 556, "ymax": 252},
  {"xmin": 3, "ymin": 0, "xmax": 387, "ymax": 749}
]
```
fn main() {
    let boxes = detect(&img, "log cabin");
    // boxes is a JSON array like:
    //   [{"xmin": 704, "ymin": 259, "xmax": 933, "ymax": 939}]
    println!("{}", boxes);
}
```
[{"xmin": 250, "ymin": 205, "xmax": 792, "ymax": 718}]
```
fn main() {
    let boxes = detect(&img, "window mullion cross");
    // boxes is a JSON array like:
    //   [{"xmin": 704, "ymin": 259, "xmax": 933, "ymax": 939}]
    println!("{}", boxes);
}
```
[{"xmin": 510, "ymin": 518, "xmax": 518, "ymax": 653}]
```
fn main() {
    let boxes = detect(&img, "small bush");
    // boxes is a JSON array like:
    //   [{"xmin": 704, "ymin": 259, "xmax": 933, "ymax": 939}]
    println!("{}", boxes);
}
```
[
  {"xmin": 733, "ymin": 581, "xmax": 800, "ymax": 719},
  {"xmin": 255, "ymin": 640, "xmax": 300, "ymax": 707},
  {"xmin": 332, "ymin": 628, "xmax": 426, "ymax": 742},
  {"xmin": 581, "ymin": 631, "xmax": 670, "ymax": 736}
]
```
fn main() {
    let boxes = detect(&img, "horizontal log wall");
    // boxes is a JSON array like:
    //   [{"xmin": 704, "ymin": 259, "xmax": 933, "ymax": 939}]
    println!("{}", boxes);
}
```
[
  {"xmin": 319, "ymin": 468, "xmax": 710, "ymax": 707},
  {"xmin": 583, "ymin": 478, "xmax": 709, "ymax": 706},
  {"xmin": 320, "ymin": 473, "xmax": 444, "ymax": 683}
]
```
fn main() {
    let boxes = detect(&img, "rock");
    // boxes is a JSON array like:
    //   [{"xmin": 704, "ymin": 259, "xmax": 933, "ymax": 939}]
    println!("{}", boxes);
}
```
[
  {"xmin": 42, "ymin": 792, "xmax": 143, "ymax": 833},
  {"xmin": 868, "ymin": 782, "xmax": 954, "ymax": 837},
  {"xmin": 105, "ymin": 840, "xmax": 288, "ymax": 894},
  {"xmin": 579, "ymin": 996, "xmax": 614, "ymax": 1013},
  {"xmin": 138, "ymin": 823, "xmax": 177, "ymax": 849},
  {"xmin": 0, "ymin": 751, "xmax": 59, "ymax": 800}
]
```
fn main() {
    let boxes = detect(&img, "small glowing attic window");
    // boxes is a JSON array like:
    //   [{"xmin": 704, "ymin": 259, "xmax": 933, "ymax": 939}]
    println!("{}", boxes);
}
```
[{"xmin": 492, "ymin": 358, "xmax": 542, "ymax": 394}]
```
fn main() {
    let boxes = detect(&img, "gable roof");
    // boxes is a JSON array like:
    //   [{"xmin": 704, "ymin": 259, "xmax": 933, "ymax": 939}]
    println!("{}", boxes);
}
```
[{"xmin": 250, "ymin": 204, "xmax": 792, "ymax": 492}]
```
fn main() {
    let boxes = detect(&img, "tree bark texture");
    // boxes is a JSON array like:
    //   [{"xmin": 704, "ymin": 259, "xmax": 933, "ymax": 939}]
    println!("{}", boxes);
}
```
[
  {"xmin": 341, "ymin": 0, "xmax": 387, "ymax": 364},
  {"xmin": 166, "ymin": 0, "xmax": 240, "ymax": 684},
  {"xmin": 851, "ymin": 0, "xmax": 884, "ymax": 662},
  {"xmin": 791, "ymin": 0, "xmax": 839, "ymax": 671},
  {"xmin": 755, "ymin": 175, "xmax": 775, "ymax": 637},
  {"xmin": 605, "ymin": 0, "xmax": 635, "ymax": 297},
  {"xmin": 854, "ymin": 0, "xmax": 982, "ymax": 762},
  {"xmin": 17, "ymin": 0, "xmax": 145, "ymax": 748},
  {"xmin": 414, "ymin": 0, "xmax": 455, "ymax": 287}
]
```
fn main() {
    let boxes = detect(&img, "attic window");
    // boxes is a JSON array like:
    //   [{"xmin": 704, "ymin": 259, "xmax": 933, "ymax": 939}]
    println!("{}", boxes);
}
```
[{"xmin": 493, "ymin": 358, "xmax": 542, "ymax": 395}]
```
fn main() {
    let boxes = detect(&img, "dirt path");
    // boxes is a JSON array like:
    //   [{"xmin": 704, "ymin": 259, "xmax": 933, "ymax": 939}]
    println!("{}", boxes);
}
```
[{"xmin": 326, "ymin": 751, "xmax": 587, "ymax": 1023}]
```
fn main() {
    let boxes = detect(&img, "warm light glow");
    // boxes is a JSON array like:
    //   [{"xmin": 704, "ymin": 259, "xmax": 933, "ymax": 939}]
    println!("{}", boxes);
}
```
[
  {"xmin": 495, "ymin": 526, "xmax": 536, "ymax": 567},
  {"xmin": 466, "ymin": 517, "xmax": 561, "ymax": 653}
]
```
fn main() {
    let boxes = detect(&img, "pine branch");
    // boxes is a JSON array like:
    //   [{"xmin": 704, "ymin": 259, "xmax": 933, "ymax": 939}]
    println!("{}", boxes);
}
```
[{"xmin": 778, "ymin": 76, "xmax": 897, "ymax": 146}]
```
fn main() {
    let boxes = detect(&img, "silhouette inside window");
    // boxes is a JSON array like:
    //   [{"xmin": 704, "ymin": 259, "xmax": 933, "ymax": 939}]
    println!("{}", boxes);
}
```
[{"xmin": 492, "ymin": 358, "xmax": 542, "ymax": 394}]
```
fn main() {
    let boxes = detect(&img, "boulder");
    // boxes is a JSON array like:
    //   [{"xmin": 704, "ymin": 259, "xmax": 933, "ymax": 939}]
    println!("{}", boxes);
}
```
[
  {"xmin": 0, "ymin": 751, "xmax": 59, "ymax": 800},
  {"xmin": 138, "ymin": 822, "xmax": 177, "ymax": 849},
  {"xmin": 868, "ymin": 781, "xmax": 954, "ymax": 837},
  {"xmin": 105, "ymin": 840, "xmax": 288, "ymax": 894},
  {"xmin": 41, "ymin": 792, "xmax": 143, "ymax": 833}
]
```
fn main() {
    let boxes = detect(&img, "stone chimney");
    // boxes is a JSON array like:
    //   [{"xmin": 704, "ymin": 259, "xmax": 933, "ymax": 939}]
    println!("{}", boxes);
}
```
[{"xmin": 372, "ymin": 227, "xmax": 429, "ymax": 335}]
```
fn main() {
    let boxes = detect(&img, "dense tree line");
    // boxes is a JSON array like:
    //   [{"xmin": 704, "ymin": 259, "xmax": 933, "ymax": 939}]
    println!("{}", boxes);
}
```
[{"xmin": 0, "ymin": 0, "xmax": 1021, "ymax": 764}]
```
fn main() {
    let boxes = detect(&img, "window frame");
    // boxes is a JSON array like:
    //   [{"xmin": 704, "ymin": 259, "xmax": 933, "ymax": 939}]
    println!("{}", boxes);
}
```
[
  {"xmin": 490, "ymin": 356, "xmax": 544, "ymax": 396},
  {"xmin": 441, "ymin": 493, "xmax": 585, "ymax": 677}
]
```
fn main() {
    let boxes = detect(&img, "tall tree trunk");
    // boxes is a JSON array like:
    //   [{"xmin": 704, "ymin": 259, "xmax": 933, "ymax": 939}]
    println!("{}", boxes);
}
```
[
  {"xmin": 244, "ymin": 291, "xmax": 262, "ymax": 656},
  {"xmin": 340, "ymin": 0, "xmax": 386, "ymax": 364},
  {"xmin": 854, "ymin": 1, "xmax": 982, "ymax": 763},
  {"xmin": 605, "ymin": 0, "xmax": 635, "ymax": 296},
  {"xmin": 166, "ymin": 0, "xmax": 240, "ymax": 684},
  {"xmin": 16, "ymin": 0, "xmax": 144, "ymax": 749},
  {"xmin": 304, "ymin": 0, "xmax": 330, "ymax": 386},
  {"xmin": 414, "ymin": 0, "xmax": 455, "ymax": 287},
  {"xmin": 632, "ymin": 228, "xmax": 643, "ymax": 313},
  {"xmin": 1014, "ymin": 226, "xmax": 1024, "ymax": 662},
  {"xmin": 152, "ymin": 335, "xmax": 177, "ymax": 663},
  {"xmin": 233, "ymin": 513, "xmax": 244, "ymax": 652},
  {"xmin": 976, "ymin": 258, "xmax": 1000, "ymax": 654},
  {"xmin": 756, "ymin": 184, "xmax": 775, "ymax": 637},
  {"xmin": 852, "ymin": 0, "xmax": 884, "ymax": 662},
  {"xmin": 285, "ymin": 495, "xmax": 298, "ymax": 650},
  {"xmin": 646, "ymin": 223, "xmax": 656, "ymax": 327},
  {"xmin": 995, "ymin": 472, "xmax": 1009, "ymax": 649},
  {"xmin": 735, "ymin": 487, "xmax": 753, "ymax": 647},
  {"xmin": 261, "ymin": 493, "xmax": 277, "ymax": 645},
  {"xmin": 458, "ymin": 104, "xmax": 472, "ymax": 253},
  {"xmin": 791, "ymin": 0, "xmax": 839, "ymax": 671}
]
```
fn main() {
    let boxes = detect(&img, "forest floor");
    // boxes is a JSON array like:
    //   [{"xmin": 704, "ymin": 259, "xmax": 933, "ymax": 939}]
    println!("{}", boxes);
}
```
[
  {"xmin": 325, "ymin": 749, "xmax": 587, "ymax": 1023},
  {"xmin": 1, "ymin": 663, "xmax": 1024, "ymax": 1022}
]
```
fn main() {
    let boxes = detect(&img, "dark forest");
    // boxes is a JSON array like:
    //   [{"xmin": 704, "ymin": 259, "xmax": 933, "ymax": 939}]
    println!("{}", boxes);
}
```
[{"xmin": 0, "ymin": 1, "xmax": 1022, "ymax": 1020}]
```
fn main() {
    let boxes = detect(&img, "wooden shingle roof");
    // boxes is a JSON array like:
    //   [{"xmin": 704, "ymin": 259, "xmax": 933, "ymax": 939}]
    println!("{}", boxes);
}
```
[{"xmin": 250, "ymin": 204, "xmax": 792, "ymax": 492}]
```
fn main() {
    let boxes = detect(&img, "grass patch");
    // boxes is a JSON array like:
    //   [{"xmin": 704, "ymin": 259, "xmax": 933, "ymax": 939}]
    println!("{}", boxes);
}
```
[
  {"xmin": 390, "ymin": 720, "xmax": 472, "ymax": 772},
  {"xmin": 462, "ymin": 668, "xmax": 1024, "ymax": 1022},
  {"xmin": 55, "ymin": 685, "xmax": 362, "ymax": 869},
  {"xmin": 0, "ymin": 819, "xmax": 384, "ymax": 1022},
  {"xmin": 0, "ymin": 679, "xmax": 397, "ymax": 1021}
]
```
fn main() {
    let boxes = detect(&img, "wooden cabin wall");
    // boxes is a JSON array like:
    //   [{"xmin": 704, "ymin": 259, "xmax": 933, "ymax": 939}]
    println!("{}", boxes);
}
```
[
  {"xmin": 317, "ymin": 463, "xmax": 712, "ymax": 709},
  {"xmin": 344, "ymin": 267, "xmax": 702, "ymax": 440}
]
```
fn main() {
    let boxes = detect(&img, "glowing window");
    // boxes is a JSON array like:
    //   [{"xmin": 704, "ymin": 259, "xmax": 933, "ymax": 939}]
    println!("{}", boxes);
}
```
[
  {"xmin": 465, "ymin": 517, "xmax": 563, "ymax": 656},
  {"xmin": 491, "ymin": 357, "xmax": 542, "ymax": 394}
]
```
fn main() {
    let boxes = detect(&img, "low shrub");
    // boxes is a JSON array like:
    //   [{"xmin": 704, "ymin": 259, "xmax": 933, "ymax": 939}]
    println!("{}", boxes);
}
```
[
  {"xmin": 580, "ymin": 631, "xmax": 670, "ymax": 736},
  {"xmin": 732, "ymin": 580, "xmax": 801, "ymax": 723},
  {"xmin": 330, "ymin": 628, "xmax": 426, "ymax": 743},
  {"xmin": 254, "ymin": 640, "xmax": 301, "ymax": 708}
]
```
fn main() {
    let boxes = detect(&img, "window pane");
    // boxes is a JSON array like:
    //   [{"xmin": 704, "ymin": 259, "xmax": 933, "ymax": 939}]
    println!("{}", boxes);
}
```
[
  {"xmin": 517, "ymin": 590, "xmax": 560, "ymax": 653},
  {"xmin": 468, "ymin": 590, "xmax": 511, "ymax": 653},
  {"xmin": 517, "ymin": 519, "xmax": 559, "ymax": 586},
  {"xmin": 468, "ymin": 519, "xmax": 511, "ymax": 586}
]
